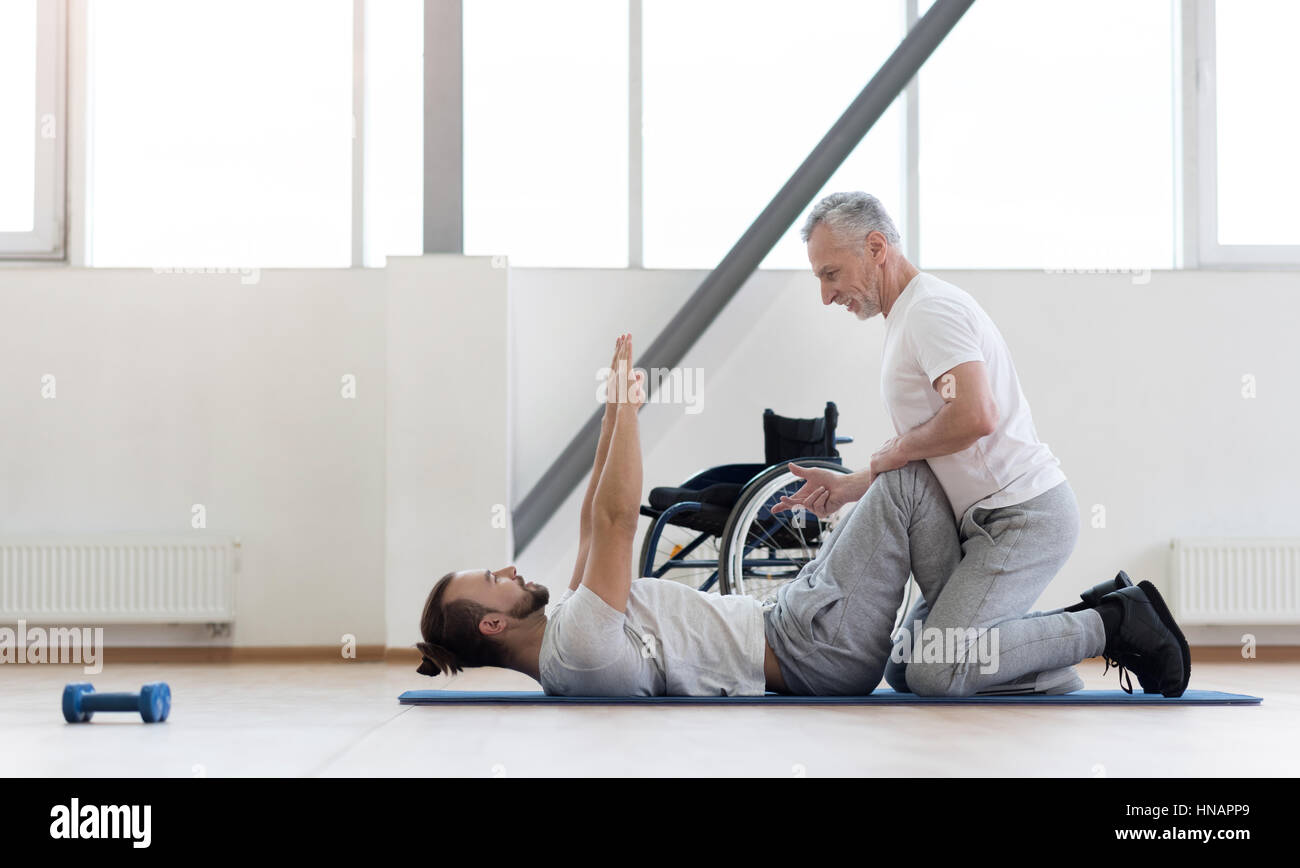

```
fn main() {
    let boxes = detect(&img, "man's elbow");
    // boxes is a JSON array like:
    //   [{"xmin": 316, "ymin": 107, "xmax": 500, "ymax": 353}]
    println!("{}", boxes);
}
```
[
  {"xmin": 593, "ymin": 502, "xmax": 639, "ymax": 532},
  {"xmin": 968, "ymin": 401, "xmax": 998, "ymax": 439}
]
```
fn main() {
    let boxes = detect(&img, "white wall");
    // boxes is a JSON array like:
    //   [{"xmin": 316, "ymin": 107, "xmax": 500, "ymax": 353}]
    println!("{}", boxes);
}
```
[
  {"xmin": 511, "ymin": 267, "xmax": 1300, "ymax": 644},
  {"xmin": 0, "ymin": 266, "xmax": 388, "ymax": 647},
  {"xmin": 0, "ymin": 256, "xmax": 513, "ymax": 651},
  {"xmin": 3, "ymin": 262, "xmax": 1294, "ymax": 648},
  {"xmin": 385, "ymin": 256, "xmax": 512, "ymax": 650}
]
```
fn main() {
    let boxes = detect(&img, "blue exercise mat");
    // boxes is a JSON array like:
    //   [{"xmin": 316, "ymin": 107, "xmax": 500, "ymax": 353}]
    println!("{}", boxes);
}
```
[{"xmin": 399, "ymin": 689, "xmax": 1260, "ymax": 706}]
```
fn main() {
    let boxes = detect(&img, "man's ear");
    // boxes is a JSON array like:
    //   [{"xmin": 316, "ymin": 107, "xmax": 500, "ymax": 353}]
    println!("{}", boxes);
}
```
[
  {"xmin": 866, "ymin": 230, "xmax": 888, "ymax": 263},
  {"xmin": 479, "ymin": 614, "xmax": 507, "ymax": 637}
]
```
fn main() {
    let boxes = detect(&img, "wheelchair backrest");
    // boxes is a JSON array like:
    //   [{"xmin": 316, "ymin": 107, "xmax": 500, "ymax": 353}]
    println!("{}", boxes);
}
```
[{"xmin": 762, "ymin": 401, "xmax": 840, "ymax": 465}]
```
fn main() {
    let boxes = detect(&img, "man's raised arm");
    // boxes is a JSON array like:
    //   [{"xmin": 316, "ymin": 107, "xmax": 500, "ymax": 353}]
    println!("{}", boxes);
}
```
[
  {"xmin": 581, "ymin": 334, "xmax": 644, "ymax": 613},
  {"xmin": 569, "ymin": 337, "xmax": 625, "ymax": 591}
]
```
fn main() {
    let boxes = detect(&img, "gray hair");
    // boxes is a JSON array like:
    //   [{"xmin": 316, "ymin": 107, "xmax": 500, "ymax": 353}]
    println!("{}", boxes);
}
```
[{"xmin": 800, "ymin": 191, "xmax": 901, "ymax": 249}]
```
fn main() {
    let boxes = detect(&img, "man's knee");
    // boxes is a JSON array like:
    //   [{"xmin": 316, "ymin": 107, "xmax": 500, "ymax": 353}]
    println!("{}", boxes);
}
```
[
  {"xmin": 876, "ymin": 461, "xmax": 923, "ymax": 483},
  {"xmin": 871, "ymin": 461, "xmax": 918, "ymax": 504},
  {"xmin": 875, "ymin": 461, "xmax": 939, "ymax": 504},
  {"xmin": 905, "ymin": 660, "xmax": 974, "ymax": 697}
]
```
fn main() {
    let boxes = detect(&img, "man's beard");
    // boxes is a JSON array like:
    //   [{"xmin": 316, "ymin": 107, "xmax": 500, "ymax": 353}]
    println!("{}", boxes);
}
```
[
  {"xmin": 854, "ymin": 293, "xmax": 881, "ymax": 320},
  {"xmin": 507, "ymin": 583, "xmax": 550, "ymax": 618},
  {"xmin": 851, "ymin": 259, "xmax": 883, "ymax": 320},
  {"xmin": 854, "ymin": 286, "xmax": 882, "ymax": 320}
]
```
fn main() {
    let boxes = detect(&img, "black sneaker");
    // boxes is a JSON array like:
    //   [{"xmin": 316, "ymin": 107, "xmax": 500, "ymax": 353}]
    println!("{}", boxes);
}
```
[
  {"xmin": 1077, "ymin": 571, "xmax": 1156, "ymax": 693},
  {"xmin": 1078, "ymin": 570, "xmax": 1134, "ymax": 608},
  {"xmin": 1099, "ymin": 581, "xmax": 1191, "ymax": 698}
]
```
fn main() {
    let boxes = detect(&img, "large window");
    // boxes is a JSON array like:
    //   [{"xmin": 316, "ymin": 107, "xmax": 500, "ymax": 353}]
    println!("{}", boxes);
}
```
[
  {"xmin": 642, "ymin": 0, "xmax": 905, "ymax": 269},
  {"xmin": 89, "ymin": 0, "xmax": 354, "ymax": 267},
  {"xmin": 0, "ymin": 0, "xmax": 63, "ymax": 258},
  {"xmin": 363, "ymin": 0, "xmax": 424, "ymax": 267},
  {"xmin": 917, "ymin": 0, "xmax": 1175, "ymax": 270},
  {"xmin": 463, "ymin": 0, "xmax": 629, "ymax": 268},
  {"xmin": 0, "ymin": 1, "xmax": 36, "ymax": 233}
]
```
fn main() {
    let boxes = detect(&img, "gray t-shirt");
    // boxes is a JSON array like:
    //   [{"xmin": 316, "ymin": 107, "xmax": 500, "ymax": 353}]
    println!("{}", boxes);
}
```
[{"xmin": 538, "ymin": 579, "xmax": 767, "ymax": 696}]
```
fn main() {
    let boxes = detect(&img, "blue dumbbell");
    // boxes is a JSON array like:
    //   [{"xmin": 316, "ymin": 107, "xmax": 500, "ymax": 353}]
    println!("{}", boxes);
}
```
[{"xmin": 62, "ymin": 682, "xmax": 171, "ymax": 724}]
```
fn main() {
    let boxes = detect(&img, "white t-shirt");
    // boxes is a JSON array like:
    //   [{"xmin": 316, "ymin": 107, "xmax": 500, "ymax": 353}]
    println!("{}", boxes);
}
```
[
  {"xmin": 538, "ymin": 580, "xmax": 766, "ymax": 696},
  {"xmin": 881, "ymin": 272, "xmax": 1066, "ymax": 521}
]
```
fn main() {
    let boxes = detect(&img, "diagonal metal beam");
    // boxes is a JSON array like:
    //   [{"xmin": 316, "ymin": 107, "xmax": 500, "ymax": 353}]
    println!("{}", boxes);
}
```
[{"xmin": 513, "ymin": 0, "xmax": 977, "ymax": 552}]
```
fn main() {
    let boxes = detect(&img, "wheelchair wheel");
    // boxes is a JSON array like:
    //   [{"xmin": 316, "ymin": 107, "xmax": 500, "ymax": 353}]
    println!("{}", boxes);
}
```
[
  {"xmin": 637, "ymin": 520, "xmax": 721, "ymax": 593},
  {"xmin": 716, "ymin": 460, "xmax": 851, "ymax": 602}
]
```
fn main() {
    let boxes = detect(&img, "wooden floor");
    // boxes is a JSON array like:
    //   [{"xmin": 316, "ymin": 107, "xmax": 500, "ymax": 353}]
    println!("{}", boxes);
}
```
[{"xmin": 3, "ymin": 659, "xmax": 1296, "ymax": 777}]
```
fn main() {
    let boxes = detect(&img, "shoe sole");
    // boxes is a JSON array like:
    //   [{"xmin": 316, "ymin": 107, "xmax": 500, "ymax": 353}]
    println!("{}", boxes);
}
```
[
  {"xmin": 1137, "ymin": 580, "xmax": 1191, "ymax": 697},
  {"xmin": 975, "ymin": 667, "xmax": 1083, "ymax": 696}
]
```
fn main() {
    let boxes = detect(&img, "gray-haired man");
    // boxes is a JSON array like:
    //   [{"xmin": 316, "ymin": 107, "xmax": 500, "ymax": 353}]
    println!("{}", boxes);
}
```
[{"xmin": 768, "ymin": 191, "xmax": 1189, "ymax": 696}]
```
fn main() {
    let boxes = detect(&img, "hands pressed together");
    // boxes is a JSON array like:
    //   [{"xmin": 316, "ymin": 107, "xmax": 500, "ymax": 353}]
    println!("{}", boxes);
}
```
[{"xmin": 603, "ymin": 333, "xmax": 645, "ymax": 420}]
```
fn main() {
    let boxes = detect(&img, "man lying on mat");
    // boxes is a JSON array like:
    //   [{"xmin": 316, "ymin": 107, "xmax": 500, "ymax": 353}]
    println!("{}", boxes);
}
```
[{"xmin": 414, "ymin": 334, "xmax": 1189, "ymax": 698}]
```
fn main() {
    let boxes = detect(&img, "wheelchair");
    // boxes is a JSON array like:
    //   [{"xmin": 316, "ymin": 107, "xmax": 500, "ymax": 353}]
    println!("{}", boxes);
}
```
[{"xmin": 638, "ymin": 402, "xmax": 855, "ymax": 604}]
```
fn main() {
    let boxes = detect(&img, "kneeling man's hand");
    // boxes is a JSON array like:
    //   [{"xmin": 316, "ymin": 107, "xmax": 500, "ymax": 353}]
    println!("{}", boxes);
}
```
[
  {"xmin": 773, "ymin": 463, "xmax": 862, "ymax": 519},
  {"xmin": 869, "ymin": 436, "xmax": 910, "ymax": 477}
]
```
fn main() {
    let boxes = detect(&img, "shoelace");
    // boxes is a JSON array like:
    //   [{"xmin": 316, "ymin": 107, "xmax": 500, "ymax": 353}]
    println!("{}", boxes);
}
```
[{"xmin": 1103, "ymin": 654, "xmax": 1134, "ymax": 694}]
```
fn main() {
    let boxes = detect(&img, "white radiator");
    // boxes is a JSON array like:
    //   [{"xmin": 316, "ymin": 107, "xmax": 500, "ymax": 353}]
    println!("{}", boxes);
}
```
[
  {"xmin": 1170, "ymin": 538, "xmax": 1300, "ymax": 625},
  {"xmin": 0, "ymin": 536, "xmax": 238, "ymax": 624}
]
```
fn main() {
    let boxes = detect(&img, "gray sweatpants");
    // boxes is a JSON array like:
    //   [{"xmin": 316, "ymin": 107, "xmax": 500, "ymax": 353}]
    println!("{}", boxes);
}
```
[{"xmin": 763, "ymin": 460, "xmax": 1106, "ymax": 696}]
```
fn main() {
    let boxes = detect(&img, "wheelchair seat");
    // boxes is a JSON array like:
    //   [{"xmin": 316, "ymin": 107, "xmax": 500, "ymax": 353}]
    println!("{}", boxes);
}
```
[
  {"xmin": 640, "ymin": 402, "xmax": 852, "ymax": 584},
  {"xmin": 644, "ymin": 402, "xmax": 844, "ymax": 518},
  {"xmin": 648, "ymin": 482, "xmax": 743, "ymax": 511},
  {"xmin": 642, "ymin": 481, "xmax": 742, "ymax": 538}
]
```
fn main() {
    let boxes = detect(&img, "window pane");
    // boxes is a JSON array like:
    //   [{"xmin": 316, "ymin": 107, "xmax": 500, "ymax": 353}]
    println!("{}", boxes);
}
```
[
  {"xmin": 0, "ymin": 0, "xmax": 36, "ymax": 232},
  {"xmin": 90, "ymin": 0, "xmax": 353, "ymax": 267},
  {"xmin": 364, "ymin": 0, "xmax": 424, "ymax": 267},
  {"xmin": 919, "ymin": 0, "xmax": 1174, "ymax": 269},
  {"xmin": 643, "ymin": 0, "xmax": 905, "ymax": 269},
  {"xmin": 464, "ymin": 0, "xmax": 628, "ymax": 267},
  {"xmin": 1215, "ymin": 0, "xmax": 1300, "ymax": 246}
]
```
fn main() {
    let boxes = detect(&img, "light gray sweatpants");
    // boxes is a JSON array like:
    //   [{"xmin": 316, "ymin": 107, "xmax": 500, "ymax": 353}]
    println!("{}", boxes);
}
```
[{"xmin": 763, "ymin": 460, "xmax": 1106, "ymax": 696}]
